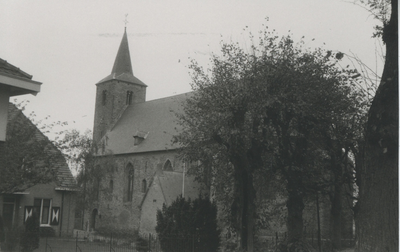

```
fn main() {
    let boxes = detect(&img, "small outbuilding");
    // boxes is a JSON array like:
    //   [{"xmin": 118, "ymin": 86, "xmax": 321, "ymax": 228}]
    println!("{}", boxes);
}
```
[{"xmin": 0, "ymin": 104, "xmax": 78, "ymax": 237}]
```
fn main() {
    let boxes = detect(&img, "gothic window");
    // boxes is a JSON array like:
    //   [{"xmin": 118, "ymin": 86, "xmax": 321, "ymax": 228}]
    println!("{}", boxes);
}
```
[
  {"xmin": 141, "ymin": 179, "xmax": 147, "ymax": 193},
  {"xmin": 90, "ymin": 208, "xmax": 98, "ymax": 230},
  {"xmin": 102, "ymin": 90, "xmax": 107, "ymax": 106},
  {"xmin": 126, "ymin": 91, "xmax": 133, "ymax": 105},
  {"xmin": 94, "ymin": 165, "xmax": 101, "ymax": 200},
  {"xmin": 95, "ymin": 177, "xmax": 101, "ymax": 200},
  {"xmin": 163, "ymin": 160, "xmax": 173, "ymax": 171},
  {"xmin": 126, "ymin": 163, "xmax": 134, "ymax": 201}
]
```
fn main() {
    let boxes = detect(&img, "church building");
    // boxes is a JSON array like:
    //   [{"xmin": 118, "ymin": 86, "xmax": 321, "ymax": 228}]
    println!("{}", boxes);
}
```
[
  {"xmin": 87, "ymin": 28, "xmax": 202, "ymax": 234},
  {"xmin": 86, "ymin": 28, "xmax": 354, "ymax": 247}
]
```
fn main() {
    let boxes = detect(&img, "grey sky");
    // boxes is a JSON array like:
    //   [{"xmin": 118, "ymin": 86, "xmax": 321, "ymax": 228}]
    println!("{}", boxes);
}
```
[{"xmin": 0, "ymin": 0, "xmax": 382, "ymax": 136}]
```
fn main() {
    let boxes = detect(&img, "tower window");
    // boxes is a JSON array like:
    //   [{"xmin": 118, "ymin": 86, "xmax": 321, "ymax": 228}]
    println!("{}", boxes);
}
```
[
  {"xmin": 126, "ymin": 91, "xmax": 133, "ymax": 105},
  {"xmin": 126, "ymin": 163, "xmax": 134, "ymax": 202},
  {"xmin": 102, "ymin": 90, "xmax": 107, "ymax": 106},
  {"xmin": 109, "ymin": 179, "xmax": 114, "ymax": 192}
]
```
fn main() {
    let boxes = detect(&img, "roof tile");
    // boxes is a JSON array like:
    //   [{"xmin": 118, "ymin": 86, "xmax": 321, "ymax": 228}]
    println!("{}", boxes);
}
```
[{"xmin": 0, "ymin": 58, "xmax": 33, "ymax": 80}]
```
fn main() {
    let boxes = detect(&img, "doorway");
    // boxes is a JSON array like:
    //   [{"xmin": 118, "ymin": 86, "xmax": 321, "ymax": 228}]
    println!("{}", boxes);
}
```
[
  {"xmin": 2, "ymin": 196, "xmax": 15, "ymax": 231},
  {"xmin": 90, "ymin": 208, "xmax": 98, "ymax": 231}
]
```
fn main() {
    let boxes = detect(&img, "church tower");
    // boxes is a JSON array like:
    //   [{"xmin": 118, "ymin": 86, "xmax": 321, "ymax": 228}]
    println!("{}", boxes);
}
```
[{"xmin": 93, "ymin": 28, "xmax": 147, "ymax": 144}]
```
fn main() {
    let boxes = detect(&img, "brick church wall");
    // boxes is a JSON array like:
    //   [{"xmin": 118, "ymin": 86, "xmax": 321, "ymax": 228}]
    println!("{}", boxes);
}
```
[{"xmin": 85, "ymin": 150, "xmax": 183, "ymax": 232}]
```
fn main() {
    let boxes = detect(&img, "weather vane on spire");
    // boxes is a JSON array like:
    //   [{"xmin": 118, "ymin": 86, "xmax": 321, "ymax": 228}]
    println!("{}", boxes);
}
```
[{"xmin": 124, "ymin": 14, "xmax": 129, "ymax": 29}]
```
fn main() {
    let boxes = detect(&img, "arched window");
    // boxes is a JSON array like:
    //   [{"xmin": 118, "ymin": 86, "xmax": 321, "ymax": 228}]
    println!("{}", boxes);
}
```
[
  {"xmin": 141, "ymin": 179, "xmax": 147, "ymax": 193},
  {"xmin": 96, "ymin": 178, "xmax": 101, "ymax": 200},
  {"xmin": 102, "ymin": 90, "xmax": 107, "ymax": 105},
  {"xmin": 126, "ymin": 91, "xmax": 133, "ymax": 105},
  {"xmin": 109, "ymin": 179, "xmax": 114, "ymax": 192},
  {"xmin": 126, "ymin": 163, "xmax": 134, "ymax": 201},
  {"xmin": 94, "ymin": 165, "xmax": 101, "ymax": 200},
  {"xmin": 163, "ymin": 160, "xmax": 173, "ymax": 171}
]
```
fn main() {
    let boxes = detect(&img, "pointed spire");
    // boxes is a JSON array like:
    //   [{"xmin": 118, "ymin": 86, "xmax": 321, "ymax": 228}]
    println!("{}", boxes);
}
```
[
  {"xmin": 111, "ymin": 29, "xmax": 133, "ymax": 76},
  {"xmin": 97, "ymin": 26, "xmax": 146, "ymax": 87}
]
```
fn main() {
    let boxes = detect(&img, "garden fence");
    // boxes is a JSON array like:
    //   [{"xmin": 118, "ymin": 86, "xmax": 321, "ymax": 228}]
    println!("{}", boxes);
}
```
[
  {"xmin": 1, "ymin": 230, "xmax": 354, "ymax": 252},
  {"xmin": 2, "ymin": 232, "xmax": 206, "ymax": 252},
  {"xmin": 256, "ymin": 231, "xmax": 355, "ymax": 251}
]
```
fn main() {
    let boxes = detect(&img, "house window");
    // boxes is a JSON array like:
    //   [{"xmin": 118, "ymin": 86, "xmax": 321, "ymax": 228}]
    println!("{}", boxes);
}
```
[
  {"xmin": 126, "ymin": 163, "xmax": 134, "ymax": 201},
  {"xmin": 142, "ymin": 179, "xmax": 147, "ymax": 193},
  {"xmin": 126, "ymin": 91, "xmax": 133, "ymax": 105},
  {"xmin": 34, "ymin": 198, "xmax": 52, "ymax": 225},
  {"xmin": 102, "ymin": 90, "xmax": 107, "ymax": 105},
  {"xmin": 163, "ymin": 160, "xmax": 173, "ymax": 171}
]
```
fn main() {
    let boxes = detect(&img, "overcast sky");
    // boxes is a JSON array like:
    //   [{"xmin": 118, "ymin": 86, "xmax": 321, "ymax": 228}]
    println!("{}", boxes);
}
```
[{"xmin": 1, "ymin": 0, "xmax": 383, "ymax": 137}]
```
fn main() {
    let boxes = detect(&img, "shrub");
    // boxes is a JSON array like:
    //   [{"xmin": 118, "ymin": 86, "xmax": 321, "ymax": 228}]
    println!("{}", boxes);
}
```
[
  {"xmin": 20, "ymin": 214, "xmax": 40, "ymax": 252},
  {"xmin": 135, "ymin": 236, "xmax": 149, "ymax": 252},
  {"xmin": 4, "ymin": 227, "xmax": 20, "ymax": 251},
  {"xmin": 94, "ymin": 226, "xmax": 139, "ymax": 243},
  {"xmin": 39, "ymin": 226, "xmax": 56, "ymax": 237},
  {"xmin": 156, "ymin": 195, "xmax": 221, "ymax": 252}
]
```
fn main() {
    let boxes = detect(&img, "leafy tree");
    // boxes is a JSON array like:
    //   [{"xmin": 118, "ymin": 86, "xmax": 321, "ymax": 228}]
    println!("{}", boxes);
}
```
[
  {"xmin": 54, "ymin": 129, "xmax": 116, "ymax": 229},
  {"xmin": 355, "ymin": 0, "xmax": 398, "ymax": 250},
  {"xmin": 54, "ymin": 129, "xmax": 93, "ymax": 175},
  {"xmin": 156, "ymin": 195, "xmax": 220, "ymax": 252},
  {"xmin": 175, "ymin": 25, "xmax": 367, "ymax": 251},
  {"xmin": 0, "ymin": 103, "xmax": 57, "ymax": 193},
  {"xmin": 354, "ymin": 0, "xmax": 392, "ymax": 38},
  {"xmin": 308, "ymin": 64, "xmax": 371, "ymax": 249}
]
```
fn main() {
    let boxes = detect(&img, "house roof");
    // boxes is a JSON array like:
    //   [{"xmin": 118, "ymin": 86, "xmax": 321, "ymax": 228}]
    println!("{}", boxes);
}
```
[
  {"xmin": 97, "ymin": 29, "xmax": 146, "ymax": 87},
  {"xmin": 0, "ymin": 58, "xmax": 41, "ymax": 96},
  {"xmin": 99, "ymin": 92, "xmax": 193, "ymax": 155},
  {"xmin": 6, "ymin": 104, "xmax": 77, "ymax": 191},
  {"xmin": 0, "ymin": 58, "xmax": 32, "ymax": 79}
]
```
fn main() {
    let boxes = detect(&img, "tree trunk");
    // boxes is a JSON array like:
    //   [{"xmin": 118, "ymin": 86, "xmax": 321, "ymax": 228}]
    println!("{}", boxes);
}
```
[
  {"xmin": 244, "ymin": 170, "xmax": 255, "ymax": 252},
  {"xmin": 286, "ymin": 172, "xmax": 305, "ymax": 243},
  {"xmin": 331, "ymin": 148, "xmax": 343, "ymax": 250},
  {"xmin": 231, "ymin": 161, "xmax": 245, "ymax": 249},
  {"xmin": 231, "ymin": 155, "xmax": 256, "ymax": 252},
  {"xmin": 331, "ymin": 179, "xmax": 342, "ymax": 250},
  {"xmin": 356, "ymin": 0, "xmax": 398, "ymax": 251}
]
